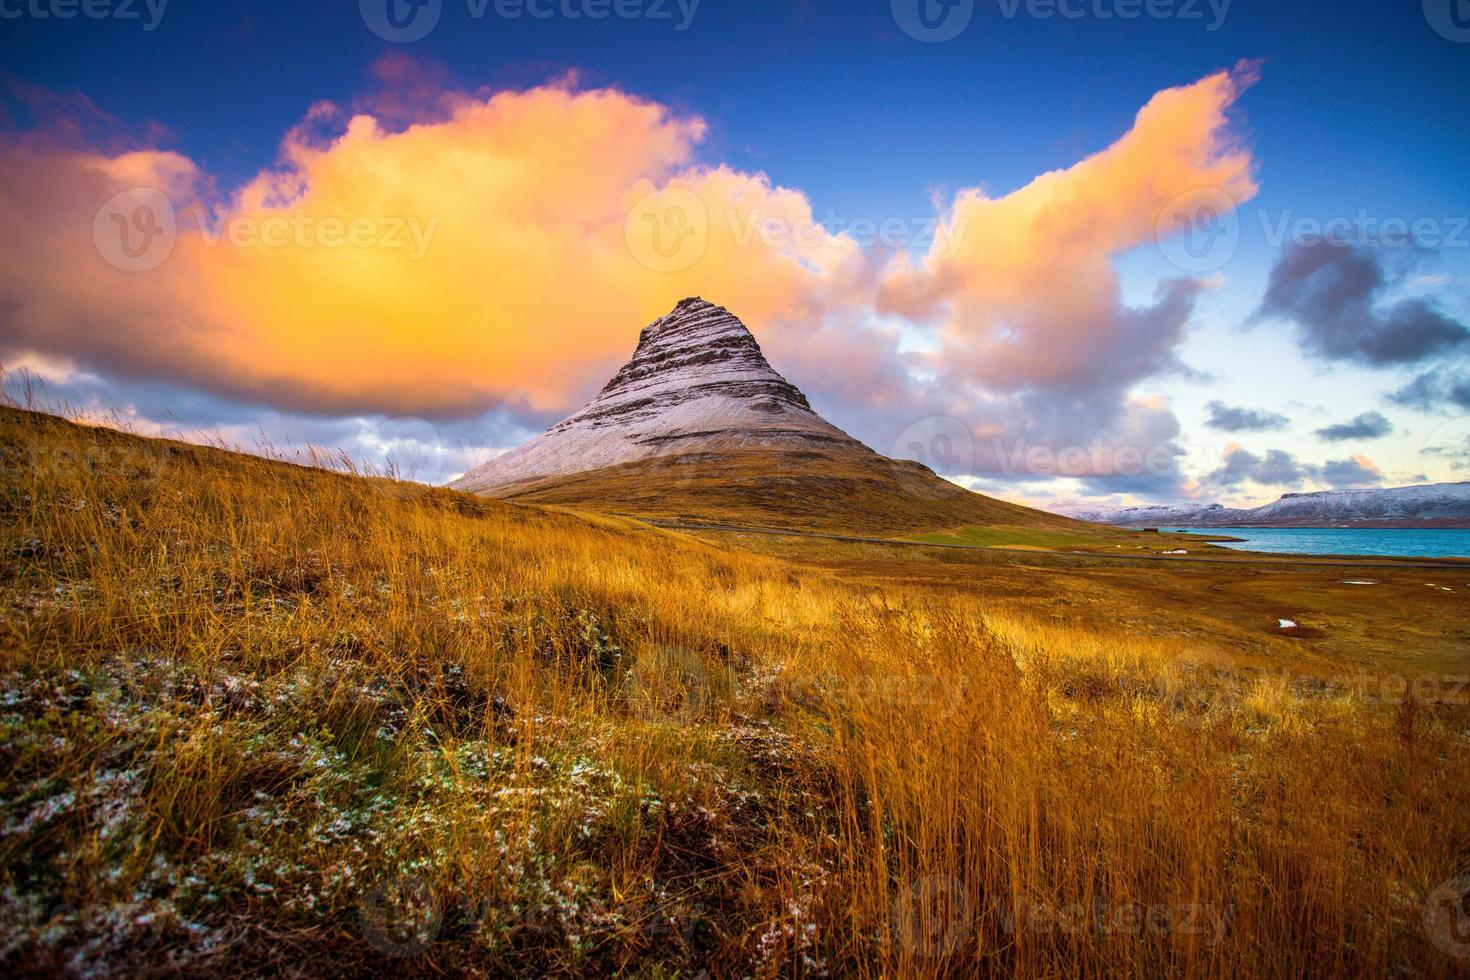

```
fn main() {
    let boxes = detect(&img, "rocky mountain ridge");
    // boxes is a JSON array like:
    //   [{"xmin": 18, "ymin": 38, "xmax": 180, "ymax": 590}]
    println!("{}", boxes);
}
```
[{"xmin": 452, "ymin": 298, "xmax": 868, "ymax": 493}]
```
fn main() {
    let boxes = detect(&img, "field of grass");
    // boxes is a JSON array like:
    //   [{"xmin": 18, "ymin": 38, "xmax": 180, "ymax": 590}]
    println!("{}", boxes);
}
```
[
  {"xmin": 3, "ymin": 406, "xmax": 1470, "ymax": 977},
  {"xmin": 907, "ymin": 524, "xmax": 1208, "ymax": 554}
]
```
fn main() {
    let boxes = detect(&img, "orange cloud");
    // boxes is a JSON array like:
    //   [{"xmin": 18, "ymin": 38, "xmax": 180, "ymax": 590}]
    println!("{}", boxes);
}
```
[
  {"xmin": 0, "ymin": 61, "xmax": 1256, "ymax": 486},
  {"xmin": 879, "ymin": 64, "xmax": 1258, "ymax": 392},
  {"xmin": 0, "ymin": 77, "xmax": 860, "ymax": 418}
]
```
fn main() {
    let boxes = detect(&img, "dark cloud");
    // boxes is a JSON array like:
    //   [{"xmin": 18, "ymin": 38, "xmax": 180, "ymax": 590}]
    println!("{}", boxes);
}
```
[
  {"xmin": 1255, "ymin": 240, "xmax": 1469, "ymax": 366},
  {"xmin": 1388, "ymin": 367, "xmax": 1470, "ymax": 412},
  {"xmin": 769, "ymin": 279, "xmax": 1206, "ymax": 500},
  {"xmin": 1204, "ymin": 446, "xmax": 1384, "ymax": 490},
  {"xmin": 1319, "ymin": 456, "xmax": 1385, "ymax": 488},
  {"xmin": 1205, "ymin": 447, "xmax": 1314, "ymax": 489},
  {"xmin": 1204, "ymin": 400, "xmax": 1290, "ymax": 433},
  {"xmin": 1314, "ymin": 411, "xmax": 1393, "ymax": 442},
  {"xmin": 1075, "ymin": 461, "xmax": 1190, "ymax": 498},
  {"xmin": 1422, "ymin": 438, "xmax": 1470, "ymax": 484}
]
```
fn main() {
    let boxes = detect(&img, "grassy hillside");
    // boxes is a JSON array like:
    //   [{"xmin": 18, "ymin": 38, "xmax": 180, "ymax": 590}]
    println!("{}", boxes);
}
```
[
  {"xmin": 3, "ymin": 407, "xmax": 1470, "ymax": 977},
  {"xmin": 484, "ymin": 447, "xmax": 1090, "ymax": 536}
]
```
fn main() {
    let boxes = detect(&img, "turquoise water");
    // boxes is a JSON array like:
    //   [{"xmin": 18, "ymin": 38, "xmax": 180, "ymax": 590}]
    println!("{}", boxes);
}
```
[{"xmin": 1164, "ymin": 527, "xmax": 1470, "ymax": 559}]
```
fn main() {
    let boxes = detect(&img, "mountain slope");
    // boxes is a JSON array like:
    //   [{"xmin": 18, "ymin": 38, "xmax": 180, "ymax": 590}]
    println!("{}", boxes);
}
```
[
  {"xmin": 1060, "ymin": 483, "xmax": 1470, "ymax": 528},
  {"xmin": 1060, "ymin": 502, "xmax": 1251, "ymax": 527},
  {"xmin": 1247, "ymin": 484, "xmax": 1470, "ymax": 527},
  {"xmin": 453, "ymin": 299, "xmax": 1082, "ymax": 535}
]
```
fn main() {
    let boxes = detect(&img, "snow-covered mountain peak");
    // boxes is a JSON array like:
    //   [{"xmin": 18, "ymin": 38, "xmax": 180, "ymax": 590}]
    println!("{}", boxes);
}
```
[
  {"xmin": 451, "ymin": 300, "xmax": 865, "ymax": 493},
  {"xmin": 593, "ymin": 297, "xmax": 813, "ymax": 413}
]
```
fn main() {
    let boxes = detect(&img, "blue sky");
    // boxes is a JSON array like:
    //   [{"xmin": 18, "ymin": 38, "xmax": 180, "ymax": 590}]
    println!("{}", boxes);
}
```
[{"xmin": 2, "ymin": 0, "xmax": 1468, "ymax": 506}]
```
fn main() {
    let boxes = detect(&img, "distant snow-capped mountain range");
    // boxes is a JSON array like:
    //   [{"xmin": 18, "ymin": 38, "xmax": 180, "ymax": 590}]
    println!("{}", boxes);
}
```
[{"xmin": 1058, "ymin": 483, "xmax": 1470, "ymax": 529}]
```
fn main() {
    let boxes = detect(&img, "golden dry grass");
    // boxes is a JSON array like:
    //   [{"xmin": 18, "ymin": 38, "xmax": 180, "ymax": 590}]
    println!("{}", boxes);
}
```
[{"xmin": 2, "ymin": 406, "xmax": 1469, "ymax": 977}]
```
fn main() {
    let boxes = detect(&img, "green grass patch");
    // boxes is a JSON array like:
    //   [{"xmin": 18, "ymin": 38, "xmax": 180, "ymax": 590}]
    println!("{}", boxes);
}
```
[
  {"xmin": 908, "ymin": 525, "xmax": 1123, "ymax": 550},
  {"xmin": 908, "ymin": 524, "xmax": 1215, "ymax": 554}
]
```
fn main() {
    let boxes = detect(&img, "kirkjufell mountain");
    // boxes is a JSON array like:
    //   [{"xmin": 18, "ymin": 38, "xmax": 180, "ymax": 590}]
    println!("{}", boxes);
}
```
[
  {"xmin": 453, "ymin": 298, "xmax": 859, "ymax": 490},
  {"xmin": 452, "ymin": 298, "xmax": 1076, "ymax": 534}
]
